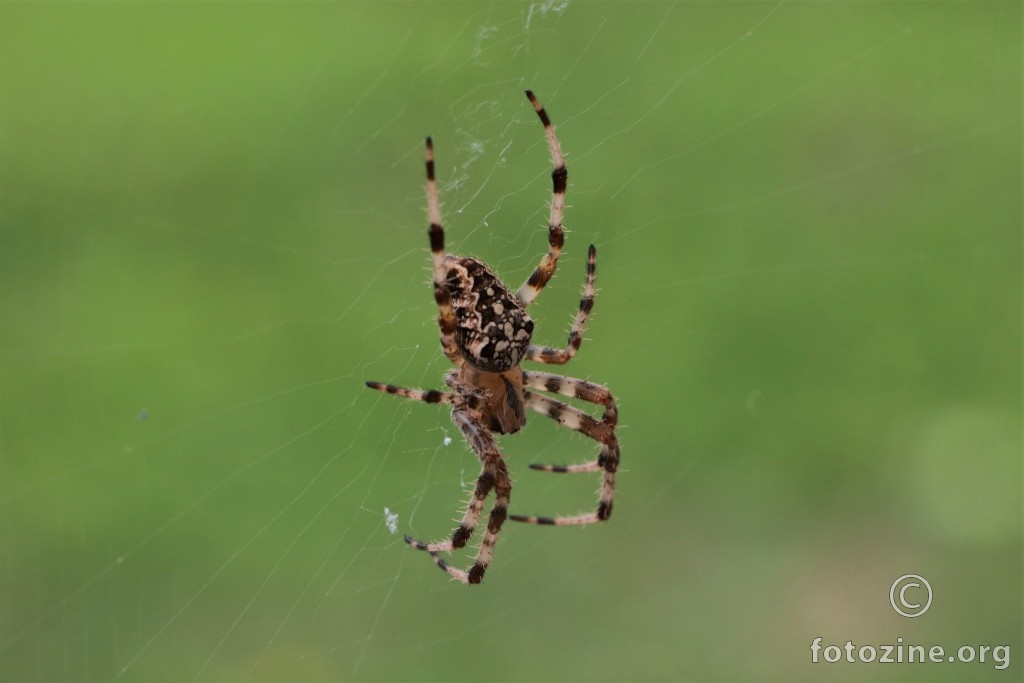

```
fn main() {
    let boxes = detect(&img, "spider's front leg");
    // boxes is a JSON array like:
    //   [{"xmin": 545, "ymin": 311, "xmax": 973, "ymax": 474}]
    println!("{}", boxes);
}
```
[
  {"xmin": 405, "ymin": 408, "xmax": 512, "ymax": 585},
  {"xmin": 424, "ymin": 137, "xmax": 463, "ymax": 367},
  {"xmin": 518, "ymin": 90, "xmax": 567, "ymax": 307},
  {"xmin": 525, "ymin": 243, "xmax": 597, "ymax": 365}
]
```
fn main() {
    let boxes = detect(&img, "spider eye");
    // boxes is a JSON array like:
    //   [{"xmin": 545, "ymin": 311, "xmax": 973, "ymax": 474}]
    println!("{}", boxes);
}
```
[{"xmin": 524, "ymin": 319, "xmax": 535, "ymax": 335}]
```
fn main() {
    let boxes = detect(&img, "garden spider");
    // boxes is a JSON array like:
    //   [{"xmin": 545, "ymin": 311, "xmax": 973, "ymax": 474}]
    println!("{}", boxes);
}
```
[{"xmin": 365, "ymin": 91, "xmax": 620, "ymax": 585}]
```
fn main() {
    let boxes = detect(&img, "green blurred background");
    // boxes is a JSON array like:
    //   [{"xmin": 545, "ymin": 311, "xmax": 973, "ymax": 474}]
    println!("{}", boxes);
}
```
[{"xmin": 1, "ymin": 2, "xmax": 1020, "ymax": 682}]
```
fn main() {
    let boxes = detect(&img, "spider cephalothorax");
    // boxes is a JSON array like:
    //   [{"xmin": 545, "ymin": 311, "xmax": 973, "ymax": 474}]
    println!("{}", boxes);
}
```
[{"xmin": 365, "ymin": 91, "xmax": 620, "ymax": 585}]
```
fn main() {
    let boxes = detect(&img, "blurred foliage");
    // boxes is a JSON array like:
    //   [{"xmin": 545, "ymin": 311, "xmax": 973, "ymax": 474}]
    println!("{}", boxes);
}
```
[{"xmin": 1, "ymin": 2, "xmax": 1019, "ymax": 682}]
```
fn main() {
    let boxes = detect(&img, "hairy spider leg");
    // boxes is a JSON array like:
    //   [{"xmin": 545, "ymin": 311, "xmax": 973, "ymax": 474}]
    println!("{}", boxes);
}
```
[
  {"xmin": 508, "ymin": 373, "xmax": 619, "ymax": 525},
  {"xmin": 366, "ymin": 381, "xmax": 510, "ymax": 583},
  {"xmin": 426, "ymin": 137, "xmax": 463, "ymax": 366},
  {"xmin": 526, "ymin": 243, "xmax": 597, "ymax": 365},
  {"xmin": 405, "ymin": 410, "xmax": 512, "ymax": 584},
  {"xmin": 364, "ymin": 381, "xmax": 481, "ymax": 410},
  {"xmin": 521, "ymin": 370, "xmax": 618, "ymax": 426},
  {"xmin": 518, "ymin": 90, "xmax": 567, "ymax": 307}
]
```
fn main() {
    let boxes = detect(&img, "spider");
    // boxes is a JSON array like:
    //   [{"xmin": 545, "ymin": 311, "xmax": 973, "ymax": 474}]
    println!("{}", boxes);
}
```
[{"xmin": 365, "ymin": 91, "xmax": 620, "ymax": 585}]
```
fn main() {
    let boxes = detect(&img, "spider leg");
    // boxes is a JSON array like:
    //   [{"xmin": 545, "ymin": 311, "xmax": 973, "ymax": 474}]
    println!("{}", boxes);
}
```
[
  {"xmin": 405, "ymin": 409, "xmax": 512, "ymax": 585},
  {"xmin": 364, "ymin": 381, "xmax": 482, "ymax": 411},
  {"xmin": 403, "ymin": 452, "xmax": 493, "ymax": 554},
  {"xmin": 517, "ymin": 91, "xmax": 567, "ymax": 307},
  {"xmin": 425, "ymin": 137, "xmax": 463, "ymax": 367},
  {"xmin": 525, "ymin": 244, "xmax": 596, "ymax": 365},
  {"xmin": 509, "ymin": 388, "xmax": 619, "ymax": 526},
  {"xmin": 521, "ymin": 369, "xmax": 618, "ymax": 426}
]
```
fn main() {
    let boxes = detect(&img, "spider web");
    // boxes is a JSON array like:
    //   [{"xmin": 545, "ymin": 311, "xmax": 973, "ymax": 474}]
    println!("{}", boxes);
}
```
[{"xmin": 2, "ymin": 2, "xmax": 1020, "ymax": 682}]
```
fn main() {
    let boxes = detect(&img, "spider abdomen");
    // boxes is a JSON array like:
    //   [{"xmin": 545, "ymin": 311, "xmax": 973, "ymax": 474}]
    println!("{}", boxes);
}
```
[{"xmin": 445, "ymin": 256, "xmax": 534, "ymax": 372}]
